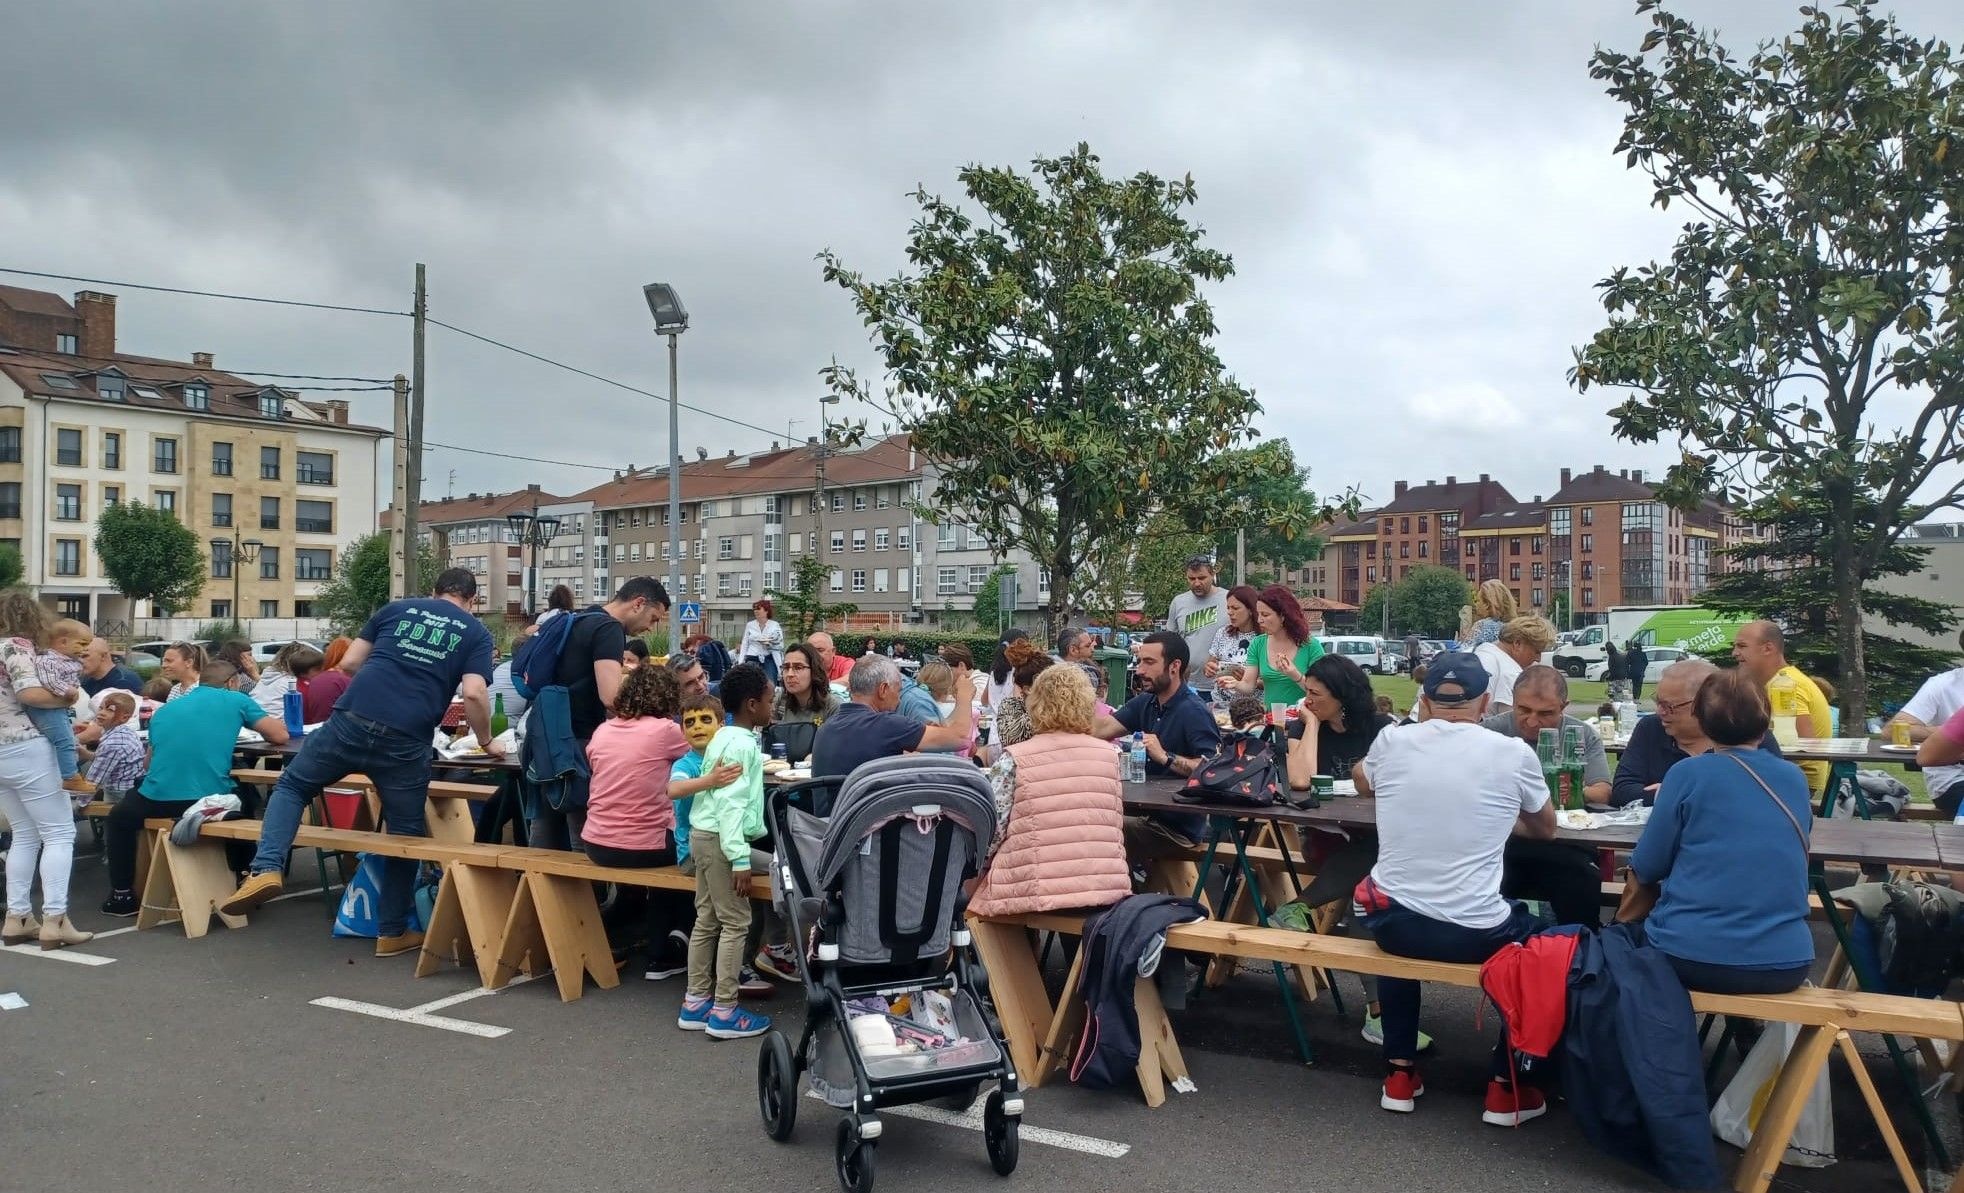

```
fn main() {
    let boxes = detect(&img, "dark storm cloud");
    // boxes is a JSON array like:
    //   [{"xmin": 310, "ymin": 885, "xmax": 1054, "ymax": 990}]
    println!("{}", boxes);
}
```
[{"xmin": 3, "ymin": 1, "xmax": 1958, "ymax": 510}]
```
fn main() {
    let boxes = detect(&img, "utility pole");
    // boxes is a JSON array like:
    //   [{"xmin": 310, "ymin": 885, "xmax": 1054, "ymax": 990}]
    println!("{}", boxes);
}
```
[
  {"xmin": 406, "ymin": 262, "xmax": 427, "ymax": 599},
  {"xmin": 1235, "ymin": 527, "xmax": 1246, "ymax": 586},
  {"xmin": 389, "ymin": 374, "xmax": 410, "ymax": 598}
]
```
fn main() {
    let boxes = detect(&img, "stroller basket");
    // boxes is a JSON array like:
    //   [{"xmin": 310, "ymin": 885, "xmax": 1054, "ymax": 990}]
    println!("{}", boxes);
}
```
[{"xmin": 807, "ymin": 991, "xmax": 1004, "ymax": 1109}]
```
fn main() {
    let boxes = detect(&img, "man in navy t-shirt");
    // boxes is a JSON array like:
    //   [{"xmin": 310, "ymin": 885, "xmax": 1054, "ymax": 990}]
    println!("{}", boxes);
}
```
[
  {"xmin": 1096, "ymin": 629, "xmax": 1222, "ymax": 848},
  {"xmin": 813, "ymin": 655, "xmax": 974, "ymax": 780},
  {"xmin": 222, "ymin": 568, "xmax": 498, "ymax": 953}
]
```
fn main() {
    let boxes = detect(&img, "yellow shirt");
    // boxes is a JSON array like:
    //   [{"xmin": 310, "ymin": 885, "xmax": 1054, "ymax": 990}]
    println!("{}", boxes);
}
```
[{"xmin": 1765, "ymin": 664, "xmax": 1832, "ymax": 794}]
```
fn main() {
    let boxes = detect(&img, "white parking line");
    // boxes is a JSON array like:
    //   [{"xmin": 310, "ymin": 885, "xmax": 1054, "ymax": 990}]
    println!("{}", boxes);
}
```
[
  {"xmin": 0, "ymin": 940, "xmax": 115, "ymax": 966},
  {"xmin": 804, "ymin": 1091, "xmax": 1130, "ymax": 1158},
  {"xmin": 310, "ymin": 973, "xmax": 544, "ymax": 1038}
]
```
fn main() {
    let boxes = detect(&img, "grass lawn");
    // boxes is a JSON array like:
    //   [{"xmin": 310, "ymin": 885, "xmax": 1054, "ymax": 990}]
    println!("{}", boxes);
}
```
[{"xmin": 1366, "ymin": 673, "xmax": 1931, "ymax": 802}]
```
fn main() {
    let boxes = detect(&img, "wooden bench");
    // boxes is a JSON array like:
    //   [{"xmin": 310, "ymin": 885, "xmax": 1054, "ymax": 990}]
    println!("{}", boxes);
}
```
[
  {"xmin": 969, "ymin": 910, "xmax": 1964, "ymax": 1193},
  {"xmin": 226, "ymin": 768, "xmax": 497, "ymax": 845}
]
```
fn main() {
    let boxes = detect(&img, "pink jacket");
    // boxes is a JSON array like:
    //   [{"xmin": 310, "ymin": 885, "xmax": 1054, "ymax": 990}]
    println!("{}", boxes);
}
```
[{"xmin": 968, "ymin": 733, "xmax": 1131, "ymax": 918}]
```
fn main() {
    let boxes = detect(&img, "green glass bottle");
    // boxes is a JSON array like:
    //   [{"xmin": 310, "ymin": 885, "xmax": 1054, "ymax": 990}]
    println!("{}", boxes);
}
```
[{"xmin": 490, "ymin": 692, "xmax": 509, "ymax": 739}]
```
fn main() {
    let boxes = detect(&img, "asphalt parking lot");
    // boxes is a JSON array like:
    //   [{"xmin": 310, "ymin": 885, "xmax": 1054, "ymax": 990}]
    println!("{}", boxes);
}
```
[{"xmin": 0, "ymin": 846, "xmax": 1952, "ymax": 1193}]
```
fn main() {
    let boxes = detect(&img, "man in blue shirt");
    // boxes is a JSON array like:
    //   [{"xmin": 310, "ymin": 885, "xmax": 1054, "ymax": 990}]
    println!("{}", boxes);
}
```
[
  {"xmin": 221, "ymin": 568, "xmax": 499, "ymax": 955},
  {"xmin": 813, "ymin": 655, "xmax": 974, "ymax": 780},
  {"xmin": 1096, "ymin": 630, "xmax": 1221, "ymax": 849},
  {"xmin": 99, "ymin": 660, "xmax": 289, "ymax": 917}
]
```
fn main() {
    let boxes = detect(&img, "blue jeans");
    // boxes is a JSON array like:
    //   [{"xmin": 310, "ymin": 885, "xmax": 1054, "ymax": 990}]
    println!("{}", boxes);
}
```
[
  {"xmin": 25, "ymin": 706, "xmax": 78, "ymax": 779},
  {"xmin": 251, "ymin": 712, "xmax": 433, "ymax": 936},
  {"xmin": 1363, "ymin": 897, "xmax": 1539, "ymax": 1069}
]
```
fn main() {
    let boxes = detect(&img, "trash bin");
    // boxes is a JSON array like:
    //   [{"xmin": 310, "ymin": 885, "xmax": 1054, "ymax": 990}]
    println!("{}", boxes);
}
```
[{"xmin": 1093, "ymin": 646, "xmax": 1132, "ymax": 703}]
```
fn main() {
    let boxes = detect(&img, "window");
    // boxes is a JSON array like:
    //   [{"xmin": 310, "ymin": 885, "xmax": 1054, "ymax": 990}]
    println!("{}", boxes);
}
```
[
  {"xmin": 0, "ymin": 482, "xmax": 20, "ymax": 519},
  {"xmin": 211, "ymin": 442, "xmax": 233, "ymax": 476},
  {"xmin": 1581, "ymin": 507, "xmax": 1594, "ymax": 526},
  {"xmin": 829, "ymin": 569, "xmax": 844, "ymax": 593},
  {"xmin": 1038, "ymin": 568, "xmax": 1050, "ymax": 596},
  {"xmin": 936, "ymin": 566, "xmax": 958, "ymax": 596},
  {"xmin": 295, "ymin": 500, "xmax": 333, "ymax": 533},
  {"xmin": 788, "ymin": 532, "xmax": 803, "ymax": 554},
  {"xmin": 718, "ymin": 536, "xmax": 736, "ymax": 560},
  {"xmin": 897, "ymin": 526, "xmax": 911, "ymax": 551},
  {"xmin": 1400, "ymin": 517, "xmax": 1410, "ymax": 533},
  {"xmin": 0, "ymin": 427, "xmax": 17, "ymax": 463},
  {"xmin": 900, "ymin": 568, "xmax": 913, "ymax": 596},
  {"xmin": 259, "ymin": 393, "xmax": 282, "ymax": 418},
  {"xmin": 261, "ymin": 446, "xmax": 281, "ymax": 480},
  {"xmin": 1531, "ymin": 536, "xmax": 1544, "ymax": 555},
  {"xmin": 694, "ymin": 540, "xmax": 704, "ymax": 560},
  {"xmin": 874, "ymin": 528, "xmax": 890, "ymax": 551},
  {"xmin": 830, "ymin": 493, "xmax": 844, "ymax": 513},
  {"xmin": 212, "ymin": 540, "xmax": 234, "ymax": 579},
  {"xmin": 853, "ymin": 490, "xmax": 867, "ymax": 512},
  {"xmin": 630, "ymin": 543, "xmax": 642, "ymax": 562},
  {"xmin": 874, "ymin": 568, "xmax": 890, "ymax": 593},
  {"xmin": 876, "ymin": 489, "xmax": 890, "ymax": 510},
  {"xmin": 739, "ymin": 574, "xmax": 753, "ymax": 597},
  {"xmin": 830, "ymin": 530, "xmax": 845, "ymax": 554},
  {"xmin": 211, "ymin": 493, "xmax": 232, "ymax": 528},
  {"xmin": 659, "ymin": 542, "xmax": 670, "ymax": 563},
  {"xmin": 1509, "ymin": 563, "xmax": 1521, "ymax": 581},
  {"xmin": 56, "ymin": 333, "xmax": 76, "ymax": 354},
  {"xmin": 1580, "ymin": 534, "xmax": 1594, "ymax": 553},
  {"xmin": 1418, "ymin": 515, "xmax": 1429, "ymax": 533},
  {"xmin": 296, "ymin": 451, "xmax": 333, "ymax": 485},
  {"xmin": 55, "ymin": 484, "xmax": 81, "ymax": 521},
  {"xmin": 210, "ymin": 601, "xmax": 232, "ymax": 619},
  {"xmin": 296, "ymin": 549, "xmax": 333, "ymax": 580},
  {"xmin": 763, "ymin": 533, "xmax": 780, "ymax": 564},
  {"xmin": 40, "ymin": 373, "xmax": 78, "ymax": 391},
  {"xmin": 968, "ymin": 564, "xmax": 988, "ymax": 591},
  {"xmin": 764, "ymin": 568, "xmax": 782, "ymax": 593},
  {"xmin": 54, "ymin": 539, "xmax": 80, "ymax": 576},
  {"xmin": 1367, "ymin": 567, "xmax": 1376, "ymax": 583},
  {"xmin": 56, "ymin": 428, "xmax": 82, "ymax": 466},
  {"xmin": 1532, "ymin": 588, "xmax": 1545, "ymax": 607},
  {"xmin": 1464, "ymin": 541, "xmax": 1476, "ymax": 558},
  {"xmin": 1581, "ymin": 587, "xmax": 1595, "ymax": 607},
  {"xmin": 851, "ymin": 569, "xmax": 867, "ymax": 593},
  {"xmin": 629, "ymin": 510, "xmax": 641, "ymax": 528},
  {"xmin": 96, "ymin": 373, "xmax": 126, "ymax": 401},
  {"xmin": 937, "ymin": 524, "xmax": 956, "ymax": 550},
  {"xmin": 155, "ymin": 490, "xmax": 176, "ymax": 515},
  {"xmin": 1532, "ymin": 562, "xmax": 1545, "ymax": 581},
  {"xmin": 1582, "ymin": 562, "xmax": 1594, "ymax": 580},
  {"xmin": 1509, "ymin": 537, "xmax": 1522, "ymax": 556},
  {"xmin": 851, "ymin": 529, "xmax": 866, "ymax": 552},
  {"xmin": 1418, "ymin": 540, "xmax": 1429, "ymax": 558},
  {"xmin": 184, "ymin": 382, "xmax": 209, "ymax": 410},
  {"xmin": 260, "ymin": 600, "xmax": 280, "ymax": 618},
  {"xmin": 716, "ymin": 572, "xmax": 735, "ymax": 598},
  {"xmin": 260, "ymin": 547, "xmax": 280, "ymax": 579},
  {"xmin": 154, "ymin": 438, "xmax": 178, "ymax": 473},
  {"xmin": 1398, "ymin": 543, "xmax": 1410, "ymax": 559},
  {"xmin": 259, "ymin": 497, "xmax": 279, "ymax": 529},
  {"xmin": 293, "ymin": 600, "xmax": 314, "ymax": 618}
]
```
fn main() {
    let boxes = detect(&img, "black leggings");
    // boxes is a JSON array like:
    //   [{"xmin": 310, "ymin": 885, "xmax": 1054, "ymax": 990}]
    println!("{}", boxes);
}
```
[
  {"xmin": 106, "ymin": 787, "xmax": 262, "ymax": 891},
  {"xmin": 584, "ymin": 840, "xmax": 687, "ymax": 950},
  {"xmin": 1667, "ymin": 953, "xmax": 1811, "ymax": 995}
]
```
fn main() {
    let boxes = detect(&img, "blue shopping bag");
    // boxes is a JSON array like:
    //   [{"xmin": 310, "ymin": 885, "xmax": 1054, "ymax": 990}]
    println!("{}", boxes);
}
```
[{"xmin": 332, "ymin": 854, "xmax": 434, "ymax": 938}]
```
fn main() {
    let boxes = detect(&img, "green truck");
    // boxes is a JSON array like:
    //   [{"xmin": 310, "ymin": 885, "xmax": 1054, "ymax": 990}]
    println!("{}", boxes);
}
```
[{"xmin": 1544, "ymin": 605, "xmax": 1751, "ymax": 678}]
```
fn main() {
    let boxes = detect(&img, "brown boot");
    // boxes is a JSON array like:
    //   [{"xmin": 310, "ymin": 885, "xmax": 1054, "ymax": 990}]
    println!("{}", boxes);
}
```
[
  {"xmin": 1, "ymin": 913, "xmax": 39, "ymax": 946},
  {"xmin": 62, "ymin": 775, "xmax": 97, "ymax": 795},
  {"xmin": 39, "ymin": 914, "xmax": 94, "ymax": 950},
  {"xmin": 375, "ymin": 929, "xmax": 425, "ymax": 958}
]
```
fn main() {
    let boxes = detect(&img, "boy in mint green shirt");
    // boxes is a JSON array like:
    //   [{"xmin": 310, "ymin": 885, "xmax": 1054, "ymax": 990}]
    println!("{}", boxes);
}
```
[{"xmin": 678, "ymin": 663, "xmax": 775, "ymax": 1040}]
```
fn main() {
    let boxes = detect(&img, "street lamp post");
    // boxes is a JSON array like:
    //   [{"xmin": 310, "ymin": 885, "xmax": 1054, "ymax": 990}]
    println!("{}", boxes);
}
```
[
  {"xmin": 815, "ymin": 394, "xmax": 840, "ymax": 576},
  {"xmin": 211, "ymin": 532, "xmax": 264, "ymax": 628},
  {"xmin": 505, "ymin": 505, "xmax": 563, "ymax": 616},
  {"xmin": 643, "ymin": 283, "xmax": 688, "ymax": 651}
]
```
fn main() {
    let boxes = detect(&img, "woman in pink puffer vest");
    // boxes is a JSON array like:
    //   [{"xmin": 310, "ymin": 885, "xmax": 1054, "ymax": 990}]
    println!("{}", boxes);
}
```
[{"xmin": 969, "ymin": 665, "xmax": 1130, "ymax": 918}]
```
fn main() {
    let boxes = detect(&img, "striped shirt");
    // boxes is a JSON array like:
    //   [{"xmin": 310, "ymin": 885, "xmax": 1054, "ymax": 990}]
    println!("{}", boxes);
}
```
[{"xmin": 88, "ymin": 722, "xmax": 147, "ymax": 790}]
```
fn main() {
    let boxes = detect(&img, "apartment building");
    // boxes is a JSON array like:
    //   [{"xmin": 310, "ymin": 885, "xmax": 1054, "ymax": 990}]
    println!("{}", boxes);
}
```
[
  {"xmin": 0, "ymin": 285, "xmax": 383, "ymax": 625},
  {"xmin": 387, "ymin": 485, "xmax": 585, "ymax": 619}
]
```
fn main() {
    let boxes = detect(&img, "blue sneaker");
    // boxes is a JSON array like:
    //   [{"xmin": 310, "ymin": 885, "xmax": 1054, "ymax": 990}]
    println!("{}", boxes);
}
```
[
  {"xmin": 706, "ymin": 1004, "xmax": 771, "ymax": 1040},
  {"xmin": 677, "ymin": 996, "xmax": 712, "ymax": 1032}
]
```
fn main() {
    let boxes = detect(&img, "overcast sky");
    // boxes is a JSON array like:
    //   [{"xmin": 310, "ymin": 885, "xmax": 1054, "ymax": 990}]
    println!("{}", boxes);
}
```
[{"xmin": 3, "ymin": 1, "xmax": 1957, "ymax": 517}]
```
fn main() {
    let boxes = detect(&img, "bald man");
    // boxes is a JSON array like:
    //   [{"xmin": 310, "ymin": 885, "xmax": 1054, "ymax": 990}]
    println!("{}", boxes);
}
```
[
  {"xmin": 80, "ymin": 637, "xmax": 144, "ymax": 698},
  {"xmin": 808, "ymin": 632, "xmax": 853, "ymax": 684},
  {"xmin": 1732, "ymin": 620, "xmax": 1831, "ymax": 794},
  {"xmin": 1613, "ymin": 657, "xmax": 1783, "ymax": 807}
]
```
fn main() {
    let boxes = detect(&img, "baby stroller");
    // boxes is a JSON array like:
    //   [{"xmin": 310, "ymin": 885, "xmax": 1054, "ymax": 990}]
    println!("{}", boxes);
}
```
[{"xmin": 758, "ymin": 754, "xmax": 1022, "ymax": 1193}]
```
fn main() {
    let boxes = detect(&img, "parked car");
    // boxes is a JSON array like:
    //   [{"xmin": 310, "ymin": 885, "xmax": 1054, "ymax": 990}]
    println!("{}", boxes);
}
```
[
  {"xmin": 251, "ymin": 639, "xmax": 325, "ymax": 665},
  {"xmin": 1317, "ymin": 635, "xmax": 1399, "ymax": 675},
  {"xmin": 1382, "ymin": 649, "xmax": 1408, "ymax": 675},
  {"xmin": 1585, "ymin": 645, "xmax": 1689, "ymax": 684}
]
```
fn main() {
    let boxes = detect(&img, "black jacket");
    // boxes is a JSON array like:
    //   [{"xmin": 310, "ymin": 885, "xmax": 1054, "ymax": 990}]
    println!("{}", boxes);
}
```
[{"xmin": 1071, "ymin": 894, "xmax": 1207, "ymax": 1090}]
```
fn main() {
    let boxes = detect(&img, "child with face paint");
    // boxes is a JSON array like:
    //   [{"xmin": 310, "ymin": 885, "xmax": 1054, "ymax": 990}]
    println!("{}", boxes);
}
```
[{"xmin": 675, "ymin": 663, "xmax": 777, "ymax": 1039}]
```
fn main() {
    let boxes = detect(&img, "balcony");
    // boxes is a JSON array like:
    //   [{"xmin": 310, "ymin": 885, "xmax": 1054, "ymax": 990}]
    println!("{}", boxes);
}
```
[
  {"xmin": 298, "ymin": 465, "xmax": 334, "ymax": 485},
  {"xmin": 296, "ymin": 517, "xmax": 334, "ymax": 534}
]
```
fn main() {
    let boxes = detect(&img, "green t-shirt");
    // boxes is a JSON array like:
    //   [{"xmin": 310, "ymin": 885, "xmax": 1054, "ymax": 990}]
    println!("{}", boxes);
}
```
[
  {"xmin": 141, "ymin": 686, "xmax": 267, "ymax": 801},
  {"xmin": 1248, "ymin": 634, "xmax": 1325, "ymax": 707}
]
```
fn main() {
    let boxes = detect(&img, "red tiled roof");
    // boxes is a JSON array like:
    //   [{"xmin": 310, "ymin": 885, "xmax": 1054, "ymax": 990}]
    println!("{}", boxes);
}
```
[
  {"xmin": 380, "ymin": 487, "xmax": 569, "ymax": 529},
  {"xmin": 1377, "ymin": 478, "xmax": 1515, "ymax": 516},
  {"xmin": 1464, "ymin": 503, "xmax": 1547, "ymax": 533},
  {"xmin": 0, "ymin": 345, "xmax": 385, "ymax": 435},
  {"xmin": 572, "ymin": 433, "xmax": 918, "ymax": 509},
  {"xmin": 1548, "ymin": 466, "xmax": 1655, "ymax": 505},
  {"xmin": 0, "ymin": 285, "xmax": 77, "ymax": 318}
]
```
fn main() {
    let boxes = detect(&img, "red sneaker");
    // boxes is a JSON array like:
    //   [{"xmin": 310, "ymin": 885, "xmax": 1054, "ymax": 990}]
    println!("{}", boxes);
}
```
[
  {"xmin": 1482, "ymin": 1079, "xmax": 1547, "ymax": 1127},
  {"xmin": 1380, "ymin": 1067, "xmax": 1425, "ymax": 1113}
]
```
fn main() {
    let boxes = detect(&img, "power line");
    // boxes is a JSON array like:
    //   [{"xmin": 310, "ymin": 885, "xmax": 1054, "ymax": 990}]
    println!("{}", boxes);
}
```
[{"xmin": 0, "ymin": 266, "xmax": 407, "ymax": 317}]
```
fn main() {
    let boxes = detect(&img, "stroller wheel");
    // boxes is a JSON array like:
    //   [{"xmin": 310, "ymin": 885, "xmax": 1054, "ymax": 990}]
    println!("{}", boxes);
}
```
[
  {"xmin": 983, "ymin": 1090, "xmax": 1019, "ymax": 1176},
  {"xmin": 757, "ymin": 1031, "xmax": 798, "ymax": 1142},
  {"xmin": 835, "ymin": 1119, "xmax": 877, "ymax": 1193}
]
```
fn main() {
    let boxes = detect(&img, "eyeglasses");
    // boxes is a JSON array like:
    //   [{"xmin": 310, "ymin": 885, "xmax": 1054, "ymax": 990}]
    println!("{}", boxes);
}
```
[
  {"xmin": 782, "ymin": 662, "xmax": 811, "ymax": 672},
  {"xmin": 1654, "ymin": 697, "xmax": 1686, "ymax": 716}
]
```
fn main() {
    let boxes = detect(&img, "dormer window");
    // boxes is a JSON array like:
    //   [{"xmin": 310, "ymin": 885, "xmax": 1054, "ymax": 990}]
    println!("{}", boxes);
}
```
[
  {"xmin": 184, "ymin": 383, "xmax": 209, "ymax": 411},
  {"xmin": 55, "ymin": 334, "xmax": 77, "ymax": 354},
  {"xmin": 259, "ymin": 393, "xmax": 282, "ymax": 418},
  {"xmin": 96, "ymin": 372, "xmax": 125, "ymax": 401}
]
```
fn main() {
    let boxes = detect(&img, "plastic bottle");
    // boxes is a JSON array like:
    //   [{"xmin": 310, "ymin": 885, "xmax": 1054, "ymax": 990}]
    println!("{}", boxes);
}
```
[
  {"xmin": 281, "ymin": 689, "xmax": 305, "ymax": 738},
  {"xmin": 490, "ymin": 692, "xmax": 509, "ymax": 739},
  {"xmin": 1129, "ymin": 732, "xmax": 1148, "ymax": 784}
]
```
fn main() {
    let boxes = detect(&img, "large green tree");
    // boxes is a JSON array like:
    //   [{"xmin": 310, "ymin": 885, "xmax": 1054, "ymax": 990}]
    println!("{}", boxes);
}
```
[
  {"xmin": 821, "ymin": 144, "xmax": 1329, "ymax": 637},
  {"xmin": 93, "ymin": 501, "xmax": 204, "ymax": 615},
  {"xmin": 0, "ymin": 543, "xmax": 22, "ymax": 591},
  {"xmin": 968, "ymin": 562, "xmax": 1020, "ymax": 635},
  {"xmin": 1699, "ymin": 490, "xmax": 1957, "ymax": 708},
  {"xmin": 315, "ymin": 532, "xmax": 437, "ymax": 634},
  {"xmin": 1572, "ymin": 1, "xmax": 1964, "ymax": 724},
  {"xmin": 1360, "ymin": 566, "xmax": 1469, "ymax": 639}
]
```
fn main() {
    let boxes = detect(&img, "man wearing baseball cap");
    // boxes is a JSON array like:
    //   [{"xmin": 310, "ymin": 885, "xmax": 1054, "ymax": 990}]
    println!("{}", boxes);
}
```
[{"xmin": 1352, "ymin": 651, "xmax": 1558, "ymax": 1126}]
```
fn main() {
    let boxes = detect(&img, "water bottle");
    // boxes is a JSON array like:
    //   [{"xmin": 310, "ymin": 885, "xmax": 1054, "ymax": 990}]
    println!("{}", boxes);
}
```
[
  {"xmin": 772, "ymin": 742, "xmax": 788, "ymax": 765},
  {"xmin": 1129, "ymin": 732, "xmax": 1148, "ymax": 783},
  {"xmin": 282, "ymin": 689, "xmax": 305, "ymax": 738}
]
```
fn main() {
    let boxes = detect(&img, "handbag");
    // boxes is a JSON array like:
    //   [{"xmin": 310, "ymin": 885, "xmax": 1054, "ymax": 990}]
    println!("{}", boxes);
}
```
[
  {"xmin": 1176, "ymin": 723, "xmax": 1296, "ymax": 808},
  {"xmin": 1617, "ymin": 750, "xmax": 1809, "ymax": 924}
]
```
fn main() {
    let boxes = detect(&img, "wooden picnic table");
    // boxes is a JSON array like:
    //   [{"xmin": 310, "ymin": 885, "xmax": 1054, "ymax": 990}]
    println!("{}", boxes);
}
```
[
  {"xmin": 1599, "ymin": 734, "xmax": 1921, "ymax": 768},
  {"xmin": 1121, "ymin": 779, "xmax": 1950, "ymax": 870},
  {"xmin": 237, "ymin": 737, "xmax": 525, "ymax": 774}
]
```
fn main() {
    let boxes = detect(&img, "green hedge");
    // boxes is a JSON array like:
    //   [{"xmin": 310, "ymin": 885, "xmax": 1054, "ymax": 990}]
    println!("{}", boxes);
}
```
[{"xmin": 839, "ymin": 630, "xmax": 1007, "ymax": 667}]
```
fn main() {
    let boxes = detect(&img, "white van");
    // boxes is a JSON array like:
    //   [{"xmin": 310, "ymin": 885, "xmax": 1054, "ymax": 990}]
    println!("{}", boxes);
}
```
[{"xmin": 1317, "ymin": 635, "xmax": 1395, "ymax": 675}]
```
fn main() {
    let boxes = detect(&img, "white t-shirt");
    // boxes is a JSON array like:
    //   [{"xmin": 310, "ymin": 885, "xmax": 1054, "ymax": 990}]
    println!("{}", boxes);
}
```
[
  {"xmin": 1903, "ymin": 668, "xmax": 1964, "ymax": 796},
  {"xmin": 1364, "ymin": 718, "xmax": 1548, "ymax": 929},
  {"xmin": 1473, "ymin": 641, "xmax": 1523, "ymax": 708}
]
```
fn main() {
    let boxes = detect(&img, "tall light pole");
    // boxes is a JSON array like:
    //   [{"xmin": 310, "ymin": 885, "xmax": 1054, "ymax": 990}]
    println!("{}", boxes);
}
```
[
  {"xmin": 211, "ymin": 532, "xmax": 263, "ymax": 627},
  {"xmin": 815, "ymin": 394, "xmax": 841, "ymax": 577},
  {"xmin": 643, "ymin": 283, "xmax": 688, "ymax": 650},
  {"xmin": 505, "ymin": 504, "xmax": 562, "ymax": 616}
]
